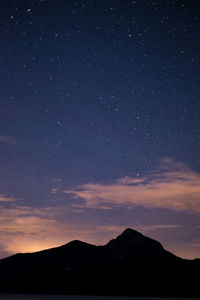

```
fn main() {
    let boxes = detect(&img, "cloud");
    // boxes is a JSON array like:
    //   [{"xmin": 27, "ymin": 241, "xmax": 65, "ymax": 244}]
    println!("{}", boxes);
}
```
[
  {"xmin": 1, "ymin": 158, "xmax": 200, "ymax": 259},
  {"xmin": 188, "ymin": 239, "xmax": 200, "ymax": 248},
  {"xmin": 0, "ymin": 201, "xmax": 198, "ymax": 259},
  {"xmin": 67, "ymin": 158, "xmax": 200, "ymax": 213},
  {"xmin": 0, "ymin": 205, "xmax": 128, "ymax": 257},
  {"xmin": 0, "ymin": 194, "xmax": 19, "ymax": 202},
  {"xmin": 0, "ymin": 205, "xmax": 78, "ymax": 256},
  {"xmin": 0, "ymin": 134, "xmax": 19, "ymax": 145},
  {"xmin": 0, "ymin": 203, "xmax": 182, "ymax": 258}
]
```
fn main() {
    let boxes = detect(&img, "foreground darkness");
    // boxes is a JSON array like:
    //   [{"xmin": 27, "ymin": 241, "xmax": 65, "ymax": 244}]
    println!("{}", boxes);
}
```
[{"xmin": 0, "ymin": 228, "xmax": 199, "ymax": 297}]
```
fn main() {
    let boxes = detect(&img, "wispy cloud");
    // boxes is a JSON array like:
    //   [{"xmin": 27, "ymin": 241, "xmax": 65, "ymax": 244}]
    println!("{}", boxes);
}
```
[
  {"xmin": 0, "ymin": 201, "xmax": 198, "ymax": 259},
  {"xmin": 0, "ymin": 203, "xmax": 182, "ymax": 258},
  {"xmin": 0, "ymin": 204, "xmax": 123, "ymax": 256},
  {"xmin": 1, "ymin": 158, "xmax": 200, "ymax": 259},
  {"xmin": 67, "ymin": 158, "xmax": 200, "ymax": 213},
  {"xmin": 0, "ymin": 134, "xmax": 19, "ymax": 145},
  {"xmin": 0, "ymin": 194, "xmax": 20, "ymax": 202},
  {"xmin": 0, "ymin": 205, "xmax": 74, "ymax": 256},
  {"xmin": 189, "ymin": 240, "xmax": 200, "ymax": 247}
]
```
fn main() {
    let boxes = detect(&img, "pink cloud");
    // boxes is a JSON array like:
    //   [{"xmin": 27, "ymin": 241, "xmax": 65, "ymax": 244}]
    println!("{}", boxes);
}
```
[
  {"xmin": 1, "ymin": 158, "xmax": 200, "ymax": 259},
  {"xmin": 0, "ymin": 194, "xmax": 20, "ymax": 202},
  {"xmin": 0, "ymin": 202, "xmax": 198, "ymax": 259},
  {"xmin": 67, "ymin": 158, "xmax": 200, "ymax": 213}
]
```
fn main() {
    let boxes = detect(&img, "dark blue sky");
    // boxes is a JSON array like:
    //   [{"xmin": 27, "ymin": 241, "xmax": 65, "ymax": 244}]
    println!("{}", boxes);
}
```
[{"xmin": 0, "ymin": 0, "xmax": 200, "ymax": 259}]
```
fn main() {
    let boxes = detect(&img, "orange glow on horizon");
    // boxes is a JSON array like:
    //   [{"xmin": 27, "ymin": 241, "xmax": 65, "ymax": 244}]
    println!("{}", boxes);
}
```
[
  {"xmin": 0, "ymin": 159, "xmax": 200, "ymax": 260},
  {"xmin": 1, "ymin": 226, "xmax": 199, "ymax": 260}
]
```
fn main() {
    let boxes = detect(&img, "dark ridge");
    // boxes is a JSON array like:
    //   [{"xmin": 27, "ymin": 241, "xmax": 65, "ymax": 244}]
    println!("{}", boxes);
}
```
[
  {"xmin": 64, "ymin": 239, "xmax": 94, "ymax": 247},
  {"xmin": 120, "ymin": 227, "xmax": 144, "ymax": 237},
  {"xmin": 0, "ymin": 228, "xmax": 199, "ymax": 297}
]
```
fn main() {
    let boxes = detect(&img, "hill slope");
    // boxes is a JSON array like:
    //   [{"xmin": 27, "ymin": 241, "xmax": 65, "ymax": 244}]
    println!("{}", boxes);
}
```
[{"xmin": 0, "ymin": 228, "xmax": 199, "ymax": 296}]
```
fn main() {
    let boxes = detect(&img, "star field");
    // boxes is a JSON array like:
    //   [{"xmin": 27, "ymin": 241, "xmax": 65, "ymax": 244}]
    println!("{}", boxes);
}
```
[{"xmin": 0, "ymin": 0, "xmax": 200, "ymax": 259}]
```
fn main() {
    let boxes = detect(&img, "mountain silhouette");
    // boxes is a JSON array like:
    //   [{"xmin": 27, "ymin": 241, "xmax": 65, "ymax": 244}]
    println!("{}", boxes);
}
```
[{"xmin": 0, "ymin": 228, "xmax": 199, "ymax": 296}]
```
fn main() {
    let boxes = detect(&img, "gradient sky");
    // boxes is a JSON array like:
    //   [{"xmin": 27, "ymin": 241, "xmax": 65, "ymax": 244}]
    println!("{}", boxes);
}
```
[{"xmin": 0, "ymin": 0, "xmax": 200, "ymax": 259}]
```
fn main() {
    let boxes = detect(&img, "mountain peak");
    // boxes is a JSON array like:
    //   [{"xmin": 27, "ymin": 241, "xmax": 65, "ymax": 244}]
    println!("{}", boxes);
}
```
[
  {"xmin": 106, "ymin": 227, "xmax": 166, "ymax": 258},
  {"xmin": 114, "ymin": 228, "xmax": 145, "ymax": 244},
  {"xmin": 119, "ymin": 228, "xmax": 143, "ymax": 238},
  {"xmin": 0, "ymin": 228, "xmax": 199, "ymax": 296}
]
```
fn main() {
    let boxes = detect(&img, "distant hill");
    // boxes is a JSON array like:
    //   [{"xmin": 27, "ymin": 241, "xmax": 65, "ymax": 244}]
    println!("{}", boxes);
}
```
[{"xmin": 0, "ymin": 228, "xmax": 199, "ymax": 296}]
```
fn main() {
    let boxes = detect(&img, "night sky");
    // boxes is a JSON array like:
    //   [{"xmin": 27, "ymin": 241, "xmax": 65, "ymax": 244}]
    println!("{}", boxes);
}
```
[{"xmin": 0, "ymin": 0, "xmax": 200, "ymax": 259}]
